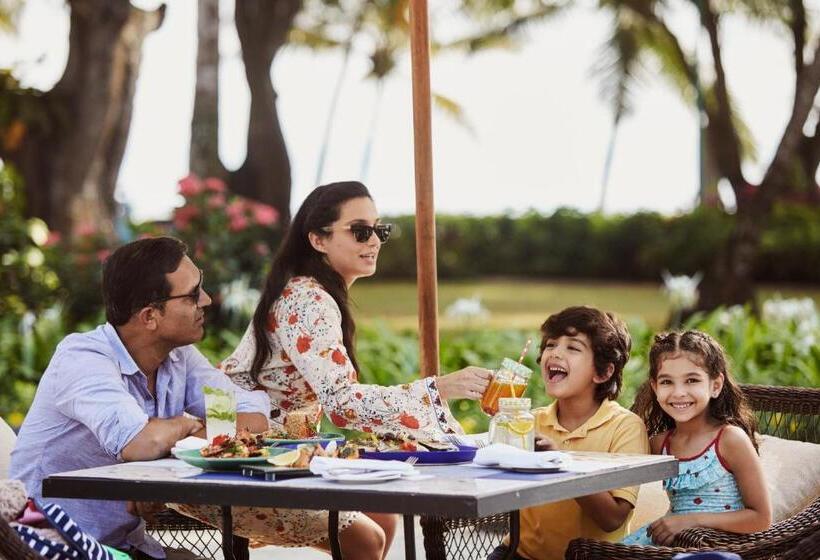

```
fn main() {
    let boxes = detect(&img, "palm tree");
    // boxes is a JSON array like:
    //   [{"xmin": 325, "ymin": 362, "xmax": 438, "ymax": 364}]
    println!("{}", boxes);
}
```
[{"xmin": 589, "ymin": 0, "xmax": 820, "ymax": 308}]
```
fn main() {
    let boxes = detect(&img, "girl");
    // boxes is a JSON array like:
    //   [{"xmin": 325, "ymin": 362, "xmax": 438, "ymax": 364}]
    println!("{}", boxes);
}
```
[
  {"xmin": 622, "ymin": 330, "xmax": 771, "ymax": 546},
  {"xmin": 176, "ymin": 181, "xmax": 492, "ymax": 559}
]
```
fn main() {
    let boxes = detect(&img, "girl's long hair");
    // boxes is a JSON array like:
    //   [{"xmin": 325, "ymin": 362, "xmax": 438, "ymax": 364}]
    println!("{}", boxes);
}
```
[
  {"xmin": 633, "ymin": 330, "xmax": 758, "ymax": 451},
  {"xmin": 249, "ymin": 181, "xmax": 371, "ymax": 382}
]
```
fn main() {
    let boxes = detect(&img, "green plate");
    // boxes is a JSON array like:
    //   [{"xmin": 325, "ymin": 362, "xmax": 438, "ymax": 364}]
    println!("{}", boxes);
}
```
[
  {"xmin": 173, "ymin": 447, "xmax": 290, "ymax": 471},
  {"xmin": 262, "ymin": 432, "xmax": 345, "ymax": 446}
]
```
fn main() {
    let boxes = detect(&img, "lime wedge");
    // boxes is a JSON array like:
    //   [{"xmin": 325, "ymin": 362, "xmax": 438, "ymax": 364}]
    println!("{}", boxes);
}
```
[{"xmin": 267, "ymin": 449, "xmax": 300, "ymax": 467}]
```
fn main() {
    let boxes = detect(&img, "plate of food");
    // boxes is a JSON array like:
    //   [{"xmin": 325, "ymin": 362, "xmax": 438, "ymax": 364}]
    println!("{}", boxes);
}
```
[
  {"xmin": 262, "ymin": 412, "xmax": 346, "ymax": 447},
  {"xmin": 353, "ymin": 433, "xmax": 477, "ymax": 465},
  {"xmin": 173, "ymin": 430, "xmax": 290, "ymax": 470},
  {"xmin": 263, "ymin": 432, "xmax": 346, "ymax": 447}
]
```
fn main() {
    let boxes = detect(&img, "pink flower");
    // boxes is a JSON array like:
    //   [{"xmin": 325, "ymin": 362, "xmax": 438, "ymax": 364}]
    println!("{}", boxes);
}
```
[
  {"xmin": 178, "ymin": 174, "xmax": 204, "ymax": 197},
  {"xmin": 226, "ymin": 199, "xmax": 246, "ymax": 220},
  {"xmin": 44, "ymin": 231, "xmax": 62, "ymax": 247},
  {"xmin": 229, "ymin": 215, "xmax": 248, "ymax": 232},
  {"xmin": 204, "ymin": 177, "xmax": 227, "ymax": 193},
  {"xmin": 207, "ymin": 193, "xmax": 226, "ymax": 209},
  {"xmin": 251, "ymin": 202, "xmax": 279, "ymax": 226},
  {"xmin": 96, "ymin": 249, "xmax": 111, "ymax": 263},
  {"xmin": 195, "ymin": 240, "xmax": 205, "ymax": 259},
  {"xmin": 254, "ymin": 242, "xmax": 269, "ymax": 256},
  {"xmin": 75, "ymin": 223, "xmax": 96, "ymax": 237},
  {"xmin": 173, "ymin": 205, "xmax": 200, "ymax": 230}
]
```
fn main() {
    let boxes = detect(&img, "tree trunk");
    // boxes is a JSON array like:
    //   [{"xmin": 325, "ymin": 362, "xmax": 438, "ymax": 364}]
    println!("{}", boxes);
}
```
[
  {"xmin": 190, "ymin": 0, "xmax": 224, "ymax": 178},
  {"xmin": 231, "ymin": 0, "xmax": 300, "ymax": 226},
  {"xmin": 0, "ymin": 0, "xmax": 164, "ymax": 237}
]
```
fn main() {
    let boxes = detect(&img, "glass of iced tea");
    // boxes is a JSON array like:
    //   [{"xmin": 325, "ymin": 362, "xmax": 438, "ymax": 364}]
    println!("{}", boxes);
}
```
[{"xmin": 480, "ymin": 358, "xmax": 533, "ymax": 416}]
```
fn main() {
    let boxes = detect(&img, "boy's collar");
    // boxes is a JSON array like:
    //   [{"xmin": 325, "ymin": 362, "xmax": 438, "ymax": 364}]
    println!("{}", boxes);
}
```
[{"xmin": 540, "ymin": 399, "xmax": 620, "ymax": 436}]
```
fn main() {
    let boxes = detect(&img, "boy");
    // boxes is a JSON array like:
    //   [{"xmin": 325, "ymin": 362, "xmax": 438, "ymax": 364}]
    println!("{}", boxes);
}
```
[{"xmin": 488, "ymin": 306, "xmax": 649, "ymax": 560}]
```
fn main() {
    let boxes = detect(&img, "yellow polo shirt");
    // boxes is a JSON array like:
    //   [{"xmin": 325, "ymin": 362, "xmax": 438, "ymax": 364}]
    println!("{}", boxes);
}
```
[{"xmin": 513, "ymin": 399, "xmax": 650, "ymax": 560}]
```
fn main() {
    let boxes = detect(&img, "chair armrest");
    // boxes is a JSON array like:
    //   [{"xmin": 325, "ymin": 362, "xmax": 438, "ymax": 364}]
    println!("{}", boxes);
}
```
[
  {"xmin": 673, "ymin": 497, "xmax": 820, "ymax": 548},
  {"xmin": 565, "ymin": 538, "xmax": 698, "ymax": 560}
]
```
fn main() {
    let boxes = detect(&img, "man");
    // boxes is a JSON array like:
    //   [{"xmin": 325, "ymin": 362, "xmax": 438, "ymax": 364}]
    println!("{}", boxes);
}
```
[{"xmin": 10, "ymin": 237, "xmax": 269, "ymax": 559}]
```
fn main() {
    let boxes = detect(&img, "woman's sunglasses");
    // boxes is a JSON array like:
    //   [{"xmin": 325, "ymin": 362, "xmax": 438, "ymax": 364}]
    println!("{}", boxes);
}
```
[{"xmin": 322, "ymin": 223, "xmax": 393, "ymax": 243}]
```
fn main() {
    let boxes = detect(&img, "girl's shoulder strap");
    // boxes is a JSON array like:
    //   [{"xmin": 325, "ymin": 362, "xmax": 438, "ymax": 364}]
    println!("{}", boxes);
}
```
[
  {"xmin": 713, "ymin": 424, "xmax": 736, "ymax": 473},
  {"xmin": 660, "ymin": 429, "xmax": 675, "ymax": 454}
]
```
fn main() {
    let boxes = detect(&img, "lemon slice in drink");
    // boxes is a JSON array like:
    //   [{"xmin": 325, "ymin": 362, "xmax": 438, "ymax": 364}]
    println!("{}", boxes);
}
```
[
  {"xmin": 267, "ymin": 449, "xmax": 300, "ymax": 467},
  {"xmin": 505, "ymin": 420, "xmax": 534, "ymax": 436}
]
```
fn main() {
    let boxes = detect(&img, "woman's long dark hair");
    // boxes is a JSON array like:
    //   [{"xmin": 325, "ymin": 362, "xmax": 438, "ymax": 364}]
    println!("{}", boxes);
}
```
[
  {"xmin": 633, "ymin": 330, "xmax": 759, "ymax": 452},
  {"xmin": 249, "ymin": 181, "xmax": 372, "ymax": 381}
]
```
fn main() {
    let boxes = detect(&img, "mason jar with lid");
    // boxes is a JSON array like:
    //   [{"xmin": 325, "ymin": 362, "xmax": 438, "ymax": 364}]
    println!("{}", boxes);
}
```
[{"xmin": 488, "ymin": 397, "xmax": 535, "ymax": 451}]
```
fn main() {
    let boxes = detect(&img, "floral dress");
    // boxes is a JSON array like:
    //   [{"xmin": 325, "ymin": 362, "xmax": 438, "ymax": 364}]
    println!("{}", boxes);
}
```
[
  {"xmin": 621, "ymin": 426, "xmax": 745, "ymax": 546},
  {"xmin": 174, "ymin": 276, "xmax": 461, "ymax": 547}
]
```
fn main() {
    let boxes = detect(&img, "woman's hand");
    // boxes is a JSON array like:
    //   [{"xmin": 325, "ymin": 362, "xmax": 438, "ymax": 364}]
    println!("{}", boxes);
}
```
[{"xmin": 436, "ymin": 367, "xmax": 493, "ymax": 400}]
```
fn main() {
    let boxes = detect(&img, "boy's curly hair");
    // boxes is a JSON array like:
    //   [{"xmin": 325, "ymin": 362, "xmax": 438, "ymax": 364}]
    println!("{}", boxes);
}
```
[{"xmin": 539, "ymin": 306, "xmax": 631, "ymax": 401}]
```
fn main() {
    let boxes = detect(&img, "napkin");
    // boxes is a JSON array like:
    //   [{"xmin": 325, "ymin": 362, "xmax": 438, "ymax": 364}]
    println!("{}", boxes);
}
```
[
  {"xmin": 474, "ymin": 443, "xmax": 569, "ymax": 469},
  {"xmin": 172, "ymin": 436, "xmax": 208, "ymax": 453},
  {"xmin": 309, "ymin": 456, "xmax": 418, "ymax": 476}
]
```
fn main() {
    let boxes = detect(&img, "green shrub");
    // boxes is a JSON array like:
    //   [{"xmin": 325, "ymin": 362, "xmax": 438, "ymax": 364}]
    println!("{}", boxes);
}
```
[{"xmin": 376, "ymin": 205, "xmax": 818, "ymax": 283}]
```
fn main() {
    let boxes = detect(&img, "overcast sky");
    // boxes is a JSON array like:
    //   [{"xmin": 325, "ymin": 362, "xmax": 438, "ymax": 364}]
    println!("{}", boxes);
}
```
[{"xmin": 0, "ymin": 0, "xmax": 801, "ymax": 222}]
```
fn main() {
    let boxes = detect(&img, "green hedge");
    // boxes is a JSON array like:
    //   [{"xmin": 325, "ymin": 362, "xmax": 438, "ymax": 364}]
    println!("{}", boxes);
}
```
[{"xmin": 377, "ymin": 206, "xmax": 820, "ymax": 282}]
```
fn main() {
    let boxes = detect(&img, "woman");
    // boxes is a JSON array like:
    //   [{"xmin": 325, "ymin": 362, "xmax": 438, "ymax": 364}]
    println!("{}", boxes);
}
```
[{"xmin": 177, "ymin": 182, "xmax": 492, "ymax": 559}]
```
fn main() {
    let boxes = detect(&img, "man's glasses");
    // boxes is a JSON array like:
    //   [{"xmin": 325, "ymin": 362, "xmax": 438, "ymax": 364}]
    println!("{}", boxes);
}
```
[
  {"xmin": 148, "ymin": 269, "xmax": 204, "ymax": 306},
  {"xmin": 322, "ymin": 223, "xmax": 393, "ymax": 243}
]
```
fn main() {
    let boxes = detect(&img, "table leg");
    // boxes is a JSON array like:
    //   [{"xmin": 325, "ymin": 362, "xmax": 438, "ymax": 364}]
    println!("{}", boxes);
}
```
[
  {"xmin": 502, "ymin": 511, "xmax": 520, "ymax": 560},
  {"xmin": 403, "ymin": 514, "xmax": 416, "ymax": 560},
  {"xmin": 328, "ymin": 510, "xmax": 343, "ymax": 560},
  {"xmin": 221, "ymin": 505, "xmax": 235, "ymax": 560}
]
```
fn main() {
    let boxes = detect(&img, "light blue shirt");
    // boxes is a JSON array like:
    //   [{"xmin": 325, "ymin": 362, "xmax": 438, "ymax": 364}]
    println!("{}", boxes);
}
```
[{"xmin": 10, "ymin": 323, "xmax": 269, "ymax": 558}]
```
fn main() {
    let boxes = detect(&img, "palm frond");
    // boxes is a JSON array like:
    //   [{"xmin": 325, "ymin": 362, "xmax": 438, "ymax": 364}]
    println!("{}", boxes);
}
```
[
  {"xmin": 432, "ymin": 92, "xmax": 474, "ymax": 135},
  {"xmin": 288, "ymin": 26, "xmax": 347, "ymax": 49},
  {"xmin": 593, "ymin": 7, "xmax": 647, "ymax": 123},
  {"xmin": 442, "ymin": 1, "xmax": 569, "ymax": 54}
]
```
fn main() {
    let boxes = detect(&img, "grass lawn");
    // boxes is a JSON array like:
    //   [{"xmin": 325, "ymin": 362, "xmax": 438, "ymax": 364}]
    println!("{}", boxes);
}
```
[{"xmin": 350, "ymin": 278, "xmax": 820, "ymax": 331}]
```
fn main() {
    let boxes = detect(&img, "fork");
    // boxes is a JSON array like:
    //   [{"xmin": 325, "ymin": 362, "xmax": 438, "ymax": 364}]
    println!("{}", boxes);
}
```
[
  {"xmin": 404, "ymin": 456, "xmax": 419, "ymax": 466},
  {"xmin": 445, "ymin": 434, "xmax": 488, "ymax": 449}
]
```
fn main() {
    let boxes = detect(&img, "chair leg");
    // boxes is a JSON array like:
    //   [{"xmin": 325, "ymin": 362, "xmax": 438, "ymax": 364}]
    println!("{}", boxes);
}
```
[{"xmin": 232, "ymin": 536, "xmax": 250, "ymax": 560}]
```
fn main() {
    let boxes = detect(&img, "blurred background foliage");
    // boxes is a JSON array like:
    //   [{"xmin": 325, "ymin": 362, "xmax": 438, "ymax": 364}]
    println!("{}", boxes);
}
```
[{"xmin": 1, "ymin": 166, "xmax": 817, "ymax": 428}]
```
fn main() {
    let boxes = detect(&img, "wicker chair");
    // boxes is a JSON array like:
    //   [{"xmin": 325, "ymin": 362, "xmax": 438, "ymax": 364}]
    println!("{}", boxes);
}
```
[
  {"xmin": 146, "ymin": 508, "xmax": 250, "ymax": 560},
  {"xmin": 420, "ymin": 383, "xmax": 820, "ymax": 560}
]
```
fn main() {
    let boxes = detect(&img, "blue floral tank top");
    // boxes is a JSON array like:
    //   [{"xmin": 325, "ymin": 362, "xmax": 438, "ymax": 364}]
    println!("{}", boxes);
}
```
[{"xmin": 622, "ymin": 427, "xmax": 745, "ymax": 546}]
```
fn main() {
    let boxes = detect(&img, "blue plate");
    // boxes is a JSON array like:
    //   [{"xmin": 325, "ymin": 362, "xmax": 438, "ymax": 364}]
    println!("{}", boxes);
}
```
[
  {"xmin": 263, "ymin": 432, "xmax": 345, "ymax": 448},
  {"xmin": 359, "ymin": 445, "xmax": 477, "ymax": 465}
]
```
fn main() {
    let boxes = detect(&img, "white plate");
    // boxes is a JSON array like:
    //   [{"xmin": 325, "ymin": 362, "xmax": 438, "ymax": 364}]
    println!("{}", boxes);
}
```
[
  {"xmin": 321, "ymin": 471, "xmax": 403, "ymax": 484},
  {"xmin": 497, "ymin": 463, "xmax": 564, "ymax": 473}
]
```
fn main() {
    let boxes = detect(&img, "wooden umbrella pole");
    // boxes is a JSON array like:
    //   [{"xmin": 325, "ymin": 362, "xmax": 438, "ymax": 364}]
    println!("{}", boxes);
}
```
[{"xmin": 409, "ymin": 0, "xmax": 440, "ymax": 377}]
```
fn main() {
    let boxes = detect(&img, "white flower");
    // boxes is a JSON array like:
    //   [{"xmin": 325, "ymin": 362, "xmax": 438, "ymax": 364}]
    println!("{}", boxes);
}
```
[
  {"xmin": 220, "ymin": 277, "xmax": 260, "ymax": 318},
  {"xmin": 662, "ymin": 271, "xmax": 702, "ymax": 310},
  {"xmin": 762, "ymin": 296, "xmax": 819, "ymax": 355},
  {"xmin": 445, "ymin": 296, "xmax": 490, "ymax": 321},
  {"xmin": 717, "ymin": 305, "xmax": 746, "ymax": 327}
]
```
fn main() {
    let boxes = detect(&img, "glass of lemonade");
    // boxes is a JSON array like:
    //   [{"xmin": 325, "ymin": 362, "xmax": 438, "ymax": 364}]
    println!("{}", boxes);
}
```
[
  {"xmin": 204, "ymin": 386, "xmax": 236, "ymax": 441},
  {"xmin": 489, "ymin": 397, "xmax": 535, "ymax": 451},
  {"xmin": 480, "ymin": 358, "xmax": 532, "ymax": 416}
]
